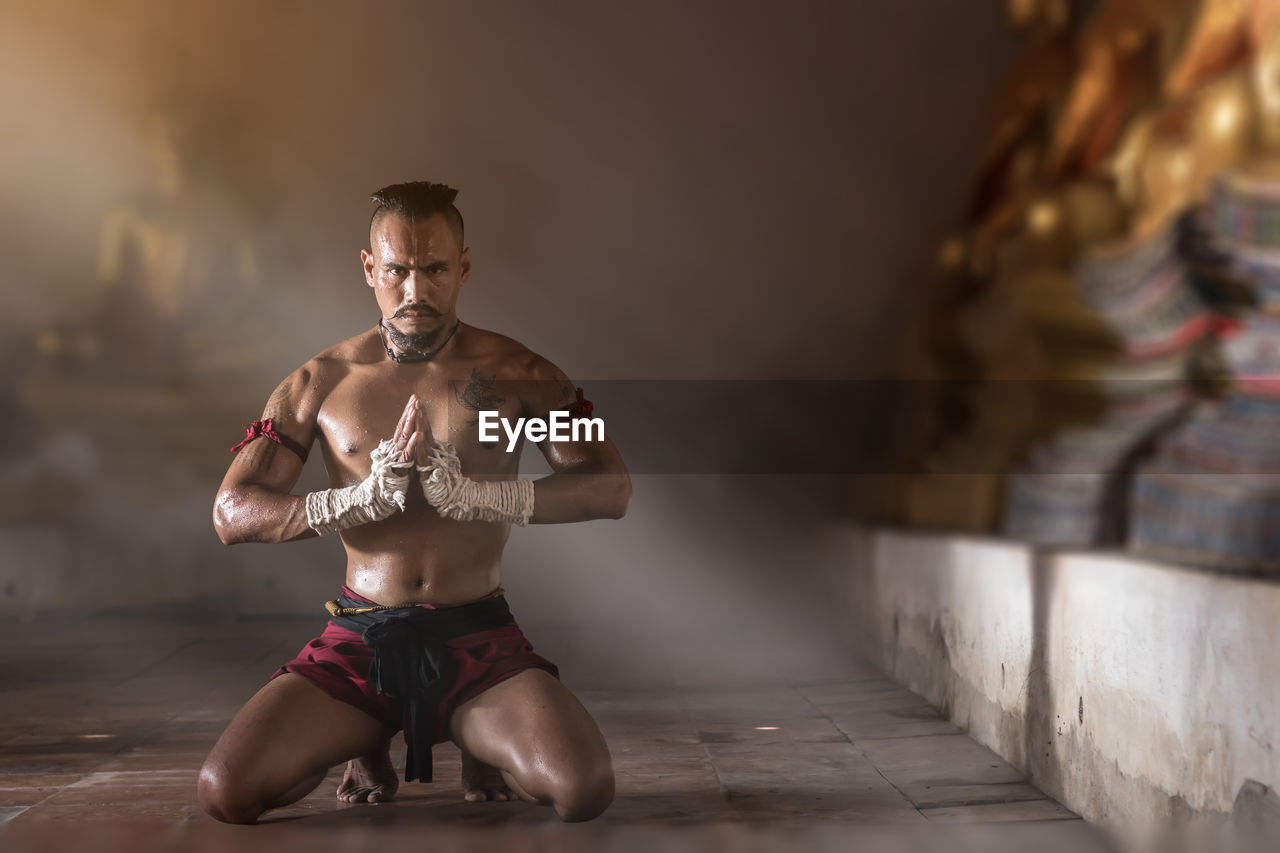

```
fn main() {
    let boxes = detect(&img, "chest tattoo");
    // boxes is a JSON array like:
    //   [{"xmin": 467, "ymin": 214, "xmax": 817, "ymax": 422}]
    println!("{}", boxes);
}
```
[{"xmin": 454, "ymin": 369, "xmax": 506, "ymax": 425}]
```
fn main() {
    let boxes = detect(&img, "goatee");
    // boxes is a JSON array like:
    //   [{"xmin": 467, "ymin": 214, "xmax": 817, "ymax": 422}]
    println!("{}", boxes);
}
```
[{"xmin": 384, "ymin": 319, "xmax": 446, "ymax": 352}]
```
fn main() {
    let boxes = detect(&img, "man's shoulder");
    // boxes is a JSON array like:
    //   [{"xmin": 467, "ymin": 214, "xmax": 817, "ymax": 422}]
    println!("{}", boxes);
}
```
[
  {"xmin": 456, "ymin": 325, "xmax": 576, "ymax": 414},
  {"xmin": 457, "ymin": 324, "xmax": 556, "ymax": 380},
  {"xmin": 301, "ymin": 329, "xmax": 381, "ymax": 374},
  {"xmin": 277, "ymin": 329, "xmax": 380, "ymax": 407}
]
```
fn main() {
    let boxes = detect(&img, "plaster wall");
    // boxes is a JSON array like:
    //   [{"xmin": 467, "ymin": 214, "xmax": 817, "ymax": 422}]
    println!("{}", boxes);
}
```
[{"xmin": 850, "ymin": 529, "xmax": 1280, "ymax": 824}]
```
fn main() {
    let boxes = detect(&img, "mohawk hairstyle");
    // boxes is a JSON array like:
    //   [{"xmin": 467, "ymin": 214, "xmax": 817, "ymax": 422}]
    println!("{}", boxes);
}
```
[{"xmin": 368, "ymin": 181, "xmax": 465, "ymax": 248}]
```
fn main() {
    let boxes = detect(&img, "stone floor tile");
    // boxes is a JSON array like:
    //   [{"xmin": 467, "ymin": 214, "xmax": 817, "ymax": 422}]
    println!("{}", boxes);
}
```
[
  {"xmin": 0, "ymin": 805, "xmax": 31, "ymax": 823},
  {"xmin": 828, "ymin": 708, "xmax": 962, "ymax": 741},
  {"xmin": 7, "ymin": 801, "xmax": 206, "ymax": 822},
  {"xmin": 806, "ymin": 689, "xmax": 935, "ymax": 715},
  {"xmin": 38, "ymin": 769, "xmax": 198, "ymax": 805},
  {"xmin": 920, "ymin": 798, "xmax": 1079, "ymax": 823},
  {"xmin": 855, "ymin": 734, "xmax": 1025, "ymax": 783},
  {"xmin": 899, "ymin": 781, "xmax": 1051, "ymax": 810}
]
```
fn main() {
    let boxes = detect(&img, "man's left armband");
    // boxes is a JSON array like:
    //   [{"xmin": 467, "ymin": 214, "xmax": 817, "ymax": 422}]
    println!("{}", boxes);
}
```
[
  {"xmin": 418, "ymin": 440, "xmax": 534, "ymax": 526},
  {"xmin": 566, "ymin": 387, "xmax": 594, "ymax": 419}
]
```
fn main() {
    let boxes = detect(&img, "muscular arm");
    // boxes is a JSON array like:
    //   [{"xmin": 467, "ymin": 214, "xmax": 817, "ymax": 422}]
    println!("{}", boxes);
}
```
[
  {"xmin": 529, "ymin": 437, "xmax": 631, "ymax": 524},
  {"xmin": 212, "ymin": 370, "xmax": 318, "ymax": 545},
  {"xmin": 523, "ymin": 360, "xmax": 631, "ymax": 524}
]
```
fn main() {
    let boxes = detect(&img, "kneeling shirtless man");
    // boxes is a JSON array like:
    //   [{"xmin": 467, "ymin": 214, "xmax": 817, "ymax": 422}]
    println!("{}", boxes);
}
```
[{"xmin": 198, "ymin": 182, "xmax": 630, "ymax": 824}]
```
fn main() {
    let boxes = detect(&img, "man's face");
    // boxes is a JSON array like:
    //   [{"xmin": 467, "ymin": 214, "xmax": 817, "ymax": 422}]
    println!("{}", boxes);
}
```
[{"xmin": 361, "ymin": 212, "xmax": 470, "ymax": 344}]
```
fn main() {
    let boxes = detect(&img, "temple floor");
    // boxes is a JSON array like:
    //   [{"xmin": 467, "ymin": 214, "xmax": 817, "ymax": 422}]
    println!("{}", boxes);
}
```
[{"xmin": 0, "ymin": 615, "xmax": 1114, "ymax": 853}]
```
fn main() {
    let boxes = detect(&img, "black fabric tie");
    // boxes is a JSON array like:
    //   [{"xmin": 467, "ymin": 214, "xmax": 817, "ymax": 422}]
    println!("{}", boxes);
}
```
[{"xmin": 329, "ymin": 592, "xmax": 514, "ymax": 783}]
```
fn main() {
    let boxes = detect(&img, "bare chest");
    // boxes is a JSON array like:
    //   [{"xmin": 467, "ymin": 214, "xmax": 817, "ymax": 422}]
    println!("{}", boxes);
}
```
[{"xmin": 316, "ymin": 362, "xmax": 525, "ymax": 480}]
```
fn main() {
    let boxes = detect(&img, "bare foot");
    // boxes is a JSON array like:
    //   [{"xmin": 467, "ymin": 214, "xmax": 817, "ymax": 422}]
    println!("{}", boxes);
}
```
[
  {"xmin": 337, "ymin": 747, "xmax": 399, "ymax": 804},
  {"xmin": 461, "ymin": 751, "xmax": 514, "ymax": 802}
]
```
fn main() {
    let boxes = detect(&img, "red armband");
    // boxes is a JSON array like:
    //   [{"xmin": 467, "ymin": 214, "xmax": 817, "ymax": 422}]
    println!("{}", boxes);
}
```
[
  {"xmin": 567, "ymin": 387, "xmax": 594, "ymax": 419},
  {"xmin": 230, "ymin": 418, "xmax": 310, "ymax": 463}
]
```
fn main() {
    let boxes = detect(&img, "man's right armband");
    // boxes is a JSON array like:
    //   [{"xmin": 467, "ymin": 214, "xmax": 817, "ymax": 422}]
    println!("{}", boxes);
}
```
[
  {"xmin": 305, "ymin": 440, "xmax": 413, "ymax": 535},
  {"xmin": 231, "ymin": 418, "xmax": 310, "ymax": 462}
]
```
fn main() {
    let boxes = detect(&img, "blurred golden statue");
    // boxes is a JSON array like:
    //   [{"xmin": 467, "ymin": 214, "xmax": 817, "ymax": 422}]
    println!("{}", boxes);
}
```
[
  {"xmin": 16, "ymin": 99, "xmax": 275, "ymax": 502},
  {"xmin": 92, "ymin": 109, "xmax": 261, "ymax": 384},
  {"xmin": 1106, "ymin": 0, "xmax": 1261, "ymax": 240},
  {"xmin": 95, "ymin": 113, "xmax": 195, "ymax": 380},
  {"xmin": 892, "ymin": 0, "xmax": 1277, "ymax": 531}
]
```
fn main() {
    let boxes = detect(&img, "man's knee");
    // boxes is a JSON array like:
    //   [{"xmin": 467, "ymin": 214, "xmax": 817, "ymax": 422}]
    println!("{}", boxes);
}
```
[
  {"xmin": 197, "ymin": 760, "xmax": 264, "ymax": 825},
  {"xmin": 550, "ymin": 758, "xmax": 615, "ymax": 822}
]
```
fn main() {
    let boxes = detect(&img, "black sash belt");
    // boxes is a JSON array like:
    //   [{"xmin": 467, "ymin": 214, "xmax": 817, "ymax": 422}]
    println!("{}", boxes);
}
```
[{"xmin": 328, "ymin": 591, "xmax": 514, "ymax": 783}]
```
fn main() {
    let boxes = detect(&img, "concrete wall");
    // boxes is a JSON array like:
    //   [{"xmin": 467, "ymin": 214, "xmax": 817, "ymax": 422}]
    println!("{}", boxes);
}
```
[{"xmin": 848, "ymin": 528, "xmax": 1280, "ymax": 825}]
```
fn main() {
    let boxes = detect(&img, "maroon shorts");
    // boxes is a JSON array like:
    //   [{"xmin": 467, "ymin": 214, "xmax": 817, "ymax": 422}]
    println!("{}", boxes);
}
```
[{"xmin": 271, "ymin": 586, "xmax": 559, "ymax": 746}]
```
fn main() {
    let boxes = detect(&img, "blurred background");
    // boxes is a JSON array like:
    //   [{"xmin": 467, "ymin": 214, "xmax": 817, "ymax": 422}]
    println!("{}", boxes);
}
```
[
  {"xmin": 6, "ymin": 0, "xmax": 1280, "ymax": 839},
  {"xmin": 5, "ymin": 0, "xmax": 1280, "ymax": 687},
  {"xmin": 0, "ymin": 0, "xmax": 1016, "ymax": 680}
]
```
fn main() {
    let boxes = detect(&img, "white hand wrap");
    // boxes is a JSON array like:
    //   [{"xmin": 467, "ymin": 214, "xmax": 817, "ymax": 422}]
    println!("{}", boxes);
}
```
[
  {"xmin": 419, "ymin": 440, "xmax": 534, "ymax": 526},
  {"xmin": 305, "ymin": 439, "xmax": 414, "ymax": 535}
]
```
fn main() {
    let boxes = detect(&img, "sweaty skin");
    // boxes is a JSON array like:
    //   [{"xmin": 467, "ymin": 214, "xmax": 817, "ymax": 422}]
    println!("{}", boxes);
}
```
[
  {"xmin": 213, "ymin": 322, "xmax": 628, "ymax": 602},
  {"xmin": 201, "ymin": 211, "xmax": 629, "ymax": 820}
]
